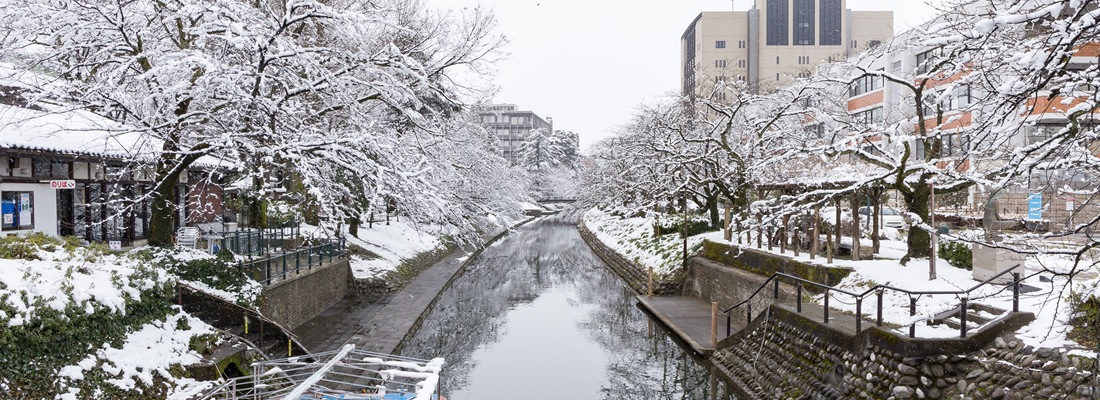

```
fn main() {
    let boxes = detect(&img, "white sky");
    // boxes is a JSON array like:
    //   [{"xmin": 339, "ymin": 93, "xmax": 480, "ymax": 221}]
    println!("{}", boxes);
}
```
[{"xmin": 436, "ymin": 0, "xmax": 946, "ymax": 151}]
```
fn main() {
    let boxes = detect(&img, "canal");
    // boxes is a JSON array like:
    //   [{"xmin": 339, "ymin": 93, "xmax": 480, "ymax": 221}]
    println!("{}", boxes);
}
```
[{"xmin": 400, "ymin": 218, "xmax": 741, "ymax": 399}]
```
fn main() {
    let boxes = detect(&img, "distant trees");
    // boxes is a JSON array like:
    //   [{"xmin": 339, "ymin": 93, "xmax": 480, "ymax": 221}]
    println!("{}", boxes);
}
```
[
  {"xmin": 0, "ymin": 0, "xmax": 521, "ymax": 245},
  {"xmin": 519, "ymin": 128, "xmax": 581, "ymax": 199}
]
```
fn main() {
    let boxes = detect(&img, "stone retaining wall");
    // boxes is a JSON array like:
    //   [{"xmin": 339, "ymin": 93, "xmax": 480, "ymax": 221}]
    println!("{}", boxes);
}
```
[
  {"xmin": 260, "ymin": 257, "xmax": 354, "ymax": 330},
  {"xmin": 711, "ymin": 304, "xmax": 1098, "ymax": 399},
  {"xmin": 701, "ymin": 240, "xmax": 853, "ymax": 292},
  {"xmin": 684, "ymin": 257, "xmax": 800, "ymax": 320},
  {"xmin": 576, "ymin": 221, "xmax": 680, "ymax": 295}
]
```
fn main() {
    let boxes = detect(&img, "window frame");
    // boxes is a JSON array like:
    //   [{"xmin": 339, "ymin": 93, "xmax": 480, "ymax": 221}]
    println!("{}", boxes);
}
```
[{"xmin": 1, "ymin": 191, "xmax": 35, "ymax": 231}]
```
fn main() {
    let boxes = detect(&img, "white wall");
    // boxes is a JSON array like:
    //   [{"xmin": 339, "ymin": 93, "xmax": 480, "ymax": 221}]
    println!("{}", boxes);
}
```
[{"xmin": 0, "ymin": 183, "xmax": 58, "ymax": 237}]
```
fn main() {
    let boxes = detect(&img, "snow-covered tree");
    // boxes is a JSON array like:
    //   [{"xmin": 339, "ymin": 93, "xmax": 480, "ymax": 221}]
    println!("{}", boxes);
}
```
[{"xmin": 0, "ymin": 0, "xmax": 510, "ymax": 245}]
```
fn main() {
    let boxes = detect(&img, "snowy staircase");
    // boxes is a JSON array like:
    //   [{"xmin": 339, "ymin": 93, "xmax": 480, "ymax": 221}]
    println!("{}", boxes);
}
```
[
  {"xmin": 928, "ymin": 302, "xmax": 1008, "ymax": 333},
  {"xmin": 178, "ymin": 284, "xmax": 311, "ymax": 361}
]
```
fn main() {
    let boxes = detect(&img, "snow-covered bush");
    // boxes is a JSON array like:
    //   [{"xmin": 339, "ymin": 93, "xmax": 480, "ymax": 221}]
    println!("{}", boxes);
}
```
[{"xmin": 0, "ymin": 237, "xmax": 224, "ymax": 399}]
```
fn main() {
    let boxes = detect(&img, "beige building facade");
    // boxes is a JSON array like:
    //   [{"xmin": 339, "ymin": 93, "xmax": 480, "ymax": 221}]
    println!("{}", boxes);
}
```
[{"xmin": 681, "ymin": 0, "xmax": 892, "ymax": 97}]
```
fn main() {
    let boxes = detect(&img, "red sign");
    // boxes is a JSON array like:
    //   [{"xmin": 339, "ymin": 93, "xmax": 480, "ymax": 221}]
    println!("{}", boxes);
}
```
[{"xmin": 50, "ymin": 180, "xmax": 76, "ymax": 189}]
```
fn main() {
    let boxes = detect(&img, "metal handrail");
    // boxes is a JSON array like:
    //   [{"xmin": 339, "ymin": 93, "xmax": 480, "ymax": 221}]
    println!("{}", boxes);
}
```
[
  {"xmin": 722, "ymin": 264, "xmax": 1024, "ymax": 339},
  {"xmin": 238, "ymin": 238, "xmax": 347, "ymax": 285}
]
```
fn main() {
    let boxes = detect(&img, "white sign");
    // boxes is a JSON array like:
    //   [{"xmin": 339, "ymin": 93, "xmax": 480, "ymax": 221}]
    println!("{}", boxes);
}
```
[
  {"xmin": 108, "ymin": 241, "xmax": 122, "ymax": 251},
  {"xmin": 19, "ymin": 193, "xmax": 31, "ymax": 227},
  {"xmin": 50, "ymin": 180, "xmax": 76, "ymax": 189},
  {"xmin": 2, "ymin": 214, "xmax": 11, "ymax": 224},
  {"xmin": 1067, "ymin": 197, "xmax": 1075, "ymax": 211}
]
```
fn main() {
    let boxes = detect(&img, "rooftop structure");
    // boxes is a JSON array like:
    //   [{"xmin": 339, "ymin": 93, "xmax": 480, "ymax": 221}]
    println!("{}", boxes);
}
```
[{"xmin": 474, "ymin": 104, "xmax": 554, "ymax": 164}]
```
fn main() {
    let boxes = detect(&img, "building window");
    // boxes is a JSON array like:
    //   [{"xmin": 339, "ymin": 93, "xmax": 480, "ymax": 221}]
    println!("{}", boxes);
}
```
[
  {"xmin": 915, "ymin": 48, "xmax": 943, "ymax": 74},
  {"xmin": 767, "ymin": 0, "xmax": 789, "ymax": 45},
  {"xmin": 777, "ymin": 56, "xmax": 780, "ymax": 64},
  {"xmin": 777, "ymin": 73, "xmax": 780, "ymax": 81},
  {"xmin": 716, "ymin": 40, "xmax": 726, "ymax": 48},
  {"xmin": 939, "ymin": 85, "xmax": 972, "ymax": 110},
  {"xmin": 849, "ymin": 74, "xmax": 884, "ymax": 97},
  {"xmin": 739, "ymin": 60, "xmax": 746, "ymax": 68},
  {"xmin": 851, "ymin": 40, "xmax": 858, "ymax": 48},
  {"xmin": 820, "ymin": 0, "xmax": 842, "ymax": 45},
  {"xmin": 852, "ymin": 107, "xmax": 884, "ymax": 125},
  {"xmin": 1, "ymin": 191, "xmax": 34, "ymax": 230},
  {"xmin": 715, "ymin": 60, "xmax": 728, "ymax": 68},
  {"xmin": 739, "ymin": 40, "xmax": 746, "ymax": 48},
  {"xmin": 794, "ymin": 0, "xmax": 815, "ymax": 45}
]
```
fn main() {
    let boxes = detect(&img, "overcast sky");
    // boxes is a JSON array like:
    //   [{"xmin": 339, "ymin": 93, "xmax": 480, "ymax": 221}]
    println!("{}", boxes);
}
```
[{"xmin": 437, "ymin": 0, "xmax": 945, "ymax": 151}]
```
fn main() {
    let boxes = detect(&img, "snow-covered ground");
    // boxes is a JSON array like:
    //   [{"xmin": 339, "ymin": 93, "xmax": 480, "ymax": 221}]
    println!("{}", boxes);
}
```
[
  {"xmin": 582, "ymin": 208, "xmax": 709, "ymax": 277},
  {"xmin": 305, "ymin": 220, "xmax": 447, "ymax": 279},
  {"xmin": 584, "ymin": 207, "xmax": 1100, "ymax": 353},
  {"xmin": 707, "ymin": 229, "xmax": 1100, "ymax": 352}
]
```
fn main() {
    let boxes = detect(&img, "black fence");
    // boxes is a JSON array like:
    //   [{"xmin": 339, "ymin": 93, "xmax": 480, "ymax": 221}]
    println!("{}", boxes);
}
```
[
  {"xmin": 724, "ymin": 265, "xmax": 1025, "ymax": 339},
  {"xmin": 238, "ymin": 238, "xmax": 346, "ymax": 285},
  {"xmin": 204, "ymin": 220, "xmax": 301, "ymax": 257}
]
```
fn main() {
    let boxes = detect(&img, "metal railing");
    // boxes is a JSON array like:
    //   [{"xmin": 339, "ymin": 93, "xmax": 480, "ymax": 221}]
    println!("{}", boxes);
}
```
[
  {"xmin": 238, "ymin": 238, "xmax": 346, "ymax": 285},
  {"xmin": 205, "ymin": 219, "xmax": 301, "ymax": 257},
  {"xmin": 722, "ymin": 264, "xmax": 1025, "ymax": 339}
]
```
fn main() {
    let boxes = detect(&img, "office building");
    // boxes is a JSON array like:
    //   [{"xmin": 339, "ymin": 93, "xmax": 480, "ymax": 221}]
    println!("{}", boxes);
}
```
[
  {"xmin": 475, "ymin": 104, "xmax": 554, "ymax": 164},
  {"xmin": 681, "ymin": 0, "xmax": 893, "ymax": 98}
]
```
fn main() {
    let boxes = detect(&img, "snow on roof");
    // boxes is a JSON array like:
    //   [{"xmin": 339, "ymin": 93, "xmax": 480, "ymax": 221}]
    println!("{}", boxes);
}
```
[
  {"xmin": 0, "ymin": 103, "xmax": 232, "ymax": 170},
  {"xmin": 0, "ymin": 103, "xmax": 156, "ymax": 158}
]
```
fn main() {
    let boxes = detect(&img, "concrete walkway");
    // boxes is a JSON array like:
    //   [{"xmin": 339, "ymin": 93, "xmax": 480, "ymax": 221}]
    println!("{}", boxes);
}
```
[
  {"xmin": 295, "ymin": 219, "xmax": 530, "ymax": 356},
  {"xmin": 638, "ymin": 295, "xmax": 734, "ymax": 355},
  {"xmin": 639, "ymin": 293, "xmax": 877, "ymax": 357}
]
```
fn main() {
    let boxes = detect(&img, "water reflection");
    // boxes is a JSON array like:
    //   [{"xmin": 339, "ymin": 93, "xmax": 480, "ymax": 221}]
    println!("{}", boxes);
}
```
[{"xmin": 400, "ymin": 220, "xmax": 739, "ymax": 399}]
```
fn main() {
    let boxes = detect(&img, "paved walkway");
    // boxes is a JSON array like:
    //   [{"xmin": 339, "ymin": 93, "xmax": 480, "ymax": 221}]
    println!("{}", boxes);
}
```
[
  {"xmin": 639, "ymin": 293, "xmax": 873, "ymax": 357},
  {"xmin": 638, "ymin": 295, "xmax": 733, "ymax": 354},
  {"xmin": 295, "ymin": 221, "xmax": 525, "ymax": 356}
]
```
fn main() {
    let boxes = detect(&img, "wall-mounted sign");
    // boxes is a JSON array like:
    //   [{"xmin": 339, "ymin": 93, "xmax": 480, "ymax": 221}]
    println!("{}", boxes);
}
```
[
  {"xmin": 19, "ymin": 193, "xmax": 31, "ymax": 227},
  {"xmin": 50, "ymin": 180, "xmax": 76, "ymax": 189},
  {"xmin": 1027, "ymin": 193, "xmax": 1043, "ymax": 221},
  {"xmin": 1067, "ymin": 197, "xmax": 1075, "ymax": 211},
  {"xmin": 108, "ymin": 241, "xmax": 122, "ymax": 251}
]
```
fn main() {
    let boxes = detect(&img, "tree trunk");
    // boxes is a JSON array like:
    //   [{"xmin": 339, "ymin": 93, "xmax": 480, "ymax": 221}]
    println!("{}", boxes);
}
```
[
  {"xmin": 149, "ymin": 155, "xmax": 183, "ymax": 247},
  {"xmin": 901, "ymin": 181, "xmax": 932, "ymax": 262}
]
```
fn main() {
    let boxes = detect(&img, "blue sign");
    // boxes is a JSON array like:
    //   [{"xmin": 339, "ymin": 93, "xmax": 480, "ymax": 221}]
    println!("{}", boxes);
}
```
[{"xmin": 1028, "ymin": 193, "xmax": 1042, "ymax": 221}]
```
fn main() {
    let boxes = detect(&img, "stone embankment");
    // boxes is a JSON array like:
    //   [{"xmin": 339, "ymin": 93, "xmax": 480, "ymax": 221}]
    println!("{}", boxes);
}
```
[
  {"xmin": 710, "ymin": 299, "xmax": 1095, "ymax": 399},
  {"xmin": 576, "ymin": 221, "xmax": 680, "ymax": 295}
]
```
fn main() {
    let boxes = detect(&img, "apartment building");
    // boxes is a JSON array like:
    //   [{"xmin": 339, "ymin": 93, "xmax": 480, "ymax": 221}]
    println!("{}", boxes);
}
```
[
  {"xmin": 838, "ymin": 3, "xmax": 1100, "ymax": 228},
  {"xmin": 475, "ymin": 104, "xmax": 554, "ymax": 164},
  {"xmin": 681, "ymin": 0, "xmax": 893, "ymax": 99}
]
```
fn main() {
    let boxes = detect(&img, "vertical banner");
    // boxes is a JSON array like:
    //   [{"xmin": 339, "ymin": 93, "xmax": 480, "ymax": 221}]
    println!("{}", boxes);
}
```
[
  {"xmin": 19, "ymin": 193, "xmax": 32, "ymax": 227},
  {"xmin": 1027, "ymin": 193, "xmax": 1042, "ymax": 221}
]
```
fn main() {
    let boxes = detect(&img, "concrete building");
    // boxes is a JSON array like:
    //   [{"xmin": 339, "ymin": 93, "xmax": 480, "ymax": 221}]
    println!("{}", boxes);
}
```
[
  {"xmin": 475, "ymin": 104, "xmax": 554, "ymax": 164},
  {"xmin": 681, "ymin": 0, "xmax": 893, "ymax": 98}
]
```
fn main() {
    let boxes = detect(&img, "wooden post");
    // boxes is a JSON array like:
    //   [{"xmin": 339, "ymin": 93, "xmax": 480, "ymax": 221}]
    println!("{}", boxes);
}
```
[
  {"xmin": 811, "ymin": 206, "xmax": 819, "ymax": 260},
  {"xmin": 781, "ymin": 214, "xmax": 790, "ymax": 254},
  {"xmin": 723, "ymin": 205, "xmax": 732, "ymax": 241},
  {"xmin": 711, "ymin": 302, "xmax": 719, "ymax": 348},
  {"xmin": 793, "ymin": 220, "xmax": 800, "ymax": 257},
  {"xmin": 872, "ymin": 189, "xmax": 881, "ymax": 254},
  {"xmin": 648, "ymin": 267, "xmax": 654, "ymax": 298},
  {"xmin": 930, "ymin": 183, "xmax": 937, "ymax": 280},
  {"xmin": 834, "ymin": 201, "xmax": 841, "ymax": 259},
  {"xmin": 756, "ymin": 213, "xmax": 762, "ymax": 249},
  {"xmin": 852, "ymin": 191, "xmax": 861, "ymax": 261}
]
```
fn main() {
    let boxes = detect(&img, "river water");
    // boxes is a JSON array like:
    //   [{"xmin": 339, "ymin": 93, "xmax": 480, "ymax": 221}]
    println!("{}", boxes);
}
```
[{"xmin": 400, "ymin": 218, "xmax": 740, "ymax": 399}]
